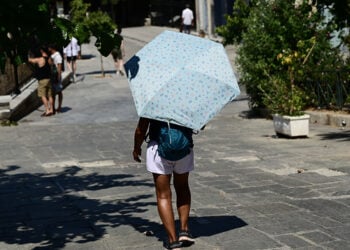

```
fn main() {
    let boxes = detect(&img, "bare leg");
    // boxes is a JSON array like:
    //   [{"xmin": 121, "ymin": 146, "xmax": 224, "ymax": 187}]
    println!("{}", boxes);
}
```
[
  {"xmin": 117, "ymin": 59, "xmax": 124, "ymax": 75},
  {"xmin": 114, "ymin": 62, "xmax": 119, "ymax": 74},
  {"xmin": 66, "ymin": 60, "xmax": 73, "ymax": 72},
  {"xmin": 153, "ymin": 173, "xmax": 178, "ymax": 245},
  {"xmin": 57, "ymin": 92, "xmax": 63, "ymax": 111},
  {"xmin": 173, "ymin": 172, "xmax": 191, "ymax": 232},
  {"xmin": 66, "ymin": 61, "xmax": 75, "ymax": 81},
  {"xmin": 52, "ymin": 94, "xmax": 56, "ymax": 113},
  {"xmin": 41, "ymin": 96, "xmax": 50, "ymax": 114},
  {"xmin": 72, "ymin": 61, "xmax": 77, "ymax": 77},
  {"xmin": 48, "ymin": 96, "xmax": 54, "ymax": 114}
]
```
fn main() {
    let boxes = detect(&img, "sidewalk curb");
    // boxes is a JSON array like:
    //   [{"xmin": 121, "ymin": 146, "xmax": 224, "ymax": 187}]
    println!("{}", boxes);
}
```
[{"xmin": 306, "ymin": 110, "xmax": 350, "ymax": 128}]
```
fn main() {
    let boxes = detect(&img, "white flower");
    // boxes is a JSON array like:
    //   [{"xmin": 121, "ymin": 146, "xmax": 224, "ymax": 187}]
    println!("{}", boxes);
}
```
[
  {"xmin": 294, "ymin": 0, "xmax": 303, "ymax": 8},
  {"xmin": 311, "ymin": 5, "xmax": 317, "ymax": 14}
]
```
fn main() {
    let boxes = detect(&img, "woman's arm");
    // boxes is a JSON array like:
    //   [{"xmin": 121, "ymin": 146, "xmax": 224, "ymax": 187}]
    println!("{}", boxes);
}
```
[{"xmin": 133, "ymin": 117, "xmax": 150, "ymax": 162}]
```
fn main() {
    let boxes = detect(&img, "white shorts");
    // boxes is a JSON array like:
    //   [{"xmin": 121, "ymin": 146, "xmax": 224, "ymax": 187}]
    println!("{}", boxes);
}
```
[{"xmin": 146, "ymin": 141, "xmax": 194, "ymax": 175}]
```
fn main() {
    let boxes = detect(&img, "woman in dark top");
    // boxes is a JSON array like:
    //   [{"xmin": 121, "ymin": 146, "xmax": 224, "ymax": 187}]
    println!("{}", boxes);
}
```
[{"xmin": 28, "ymin": 47, "xmax": 54, "ymax": 116}]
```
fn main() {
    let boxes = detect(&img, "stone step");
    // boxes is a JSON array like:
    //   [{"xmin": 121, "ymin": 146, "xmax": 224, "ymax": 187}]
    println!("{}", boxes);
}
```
[
  {"xmin": 0, "ymin": 109, "xmax": 11, "ymax": 120},
  {"xmin": 0, "ymin": 95, "xmax": 11, "ymax": 110},
  {"xmin": 306, "ymin": 110, "xmax": 350, "ymax": 128}
]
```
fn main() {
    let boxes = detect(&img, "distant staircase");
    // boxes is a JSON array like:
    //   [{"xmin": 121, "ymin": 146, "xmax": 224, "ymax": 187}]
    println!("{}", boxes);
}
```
[{"xmin": 0, "ymin": 95, "xmax": 11, "ymax": 120}]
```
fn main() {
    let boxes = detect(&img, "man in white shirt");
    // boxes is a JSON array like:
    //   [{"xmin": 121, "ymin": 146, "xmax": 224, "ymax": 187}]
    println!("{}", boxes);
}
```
[
  {"xmin": 63, "ymin": 37, "xmax": 80, "ymax": 82},
  {"xmin": 182, "ymin": 4, "xmax": 194, "ymax": 34}
]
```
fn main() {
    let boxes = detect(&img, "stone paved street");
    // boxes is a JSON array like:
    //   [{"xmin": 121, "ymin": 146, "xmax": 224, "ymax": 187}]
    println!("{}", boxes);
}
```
[{"xmin": 0, "ymin": 26, "xmax": 350, "ymax": 250}]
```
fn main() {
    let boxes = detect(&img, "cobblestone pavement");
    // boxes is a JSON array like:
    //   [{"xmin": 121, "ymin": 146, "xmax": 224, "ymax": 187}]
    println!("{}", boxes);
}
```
[{"xmin": 0, "ymin": 26, "xmax": 350, "ymax": 250}]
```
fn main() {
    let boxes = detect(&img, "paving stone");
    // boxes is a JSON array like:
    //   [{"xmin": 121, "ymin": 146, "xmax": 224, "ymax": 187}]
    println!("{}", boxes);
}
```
[
  {"xmin": 293, "ymin": 172, "xmax": 346, "ymax": 184},
  {"xmin": 297, "ymin": 212, "xmax": 343, "ymax": 229},
  {"xmin": 300, "ymin": 230, "xmax": 336, "ymax": 244},
  {"xmin": 273, "ymin": 175, "xmax": 313, "ymax": 187},
  {"xmin": 192, "ymin": 207, "xmax": 230, "ymax": 216},
  {"xmin": 275, "ymin": 234, "xmax": 315, "ymax": 248},
  {"xmin": 338, "ymin": 198, "xmax": 350, "ymax": 207},
  {"xmin": 226, "ymin": 207, "xmax": 267, "ymax": 219},
  {"xmin": 290, "ymin": 199, "xmax": 350, "ymax": 223},
  {"xmin": 322, "ymin": 240, "xmax": 350, "ymax": 249},
  {"xmin": 246, "ymin": 202, "xmax": 300, "ymax": 215},
  {"xmin": 268, "ymin": 184, "xmax": 322, "ymax": 199},
  {"xmin": 0, "ymin": 242, "xmax": 34, "ymax": 250},
  {"xmin": 253, "ymin": 215, "xmax": 320, "ymax": 235},
  {"xmin": 324, "ymin": 225, "xmax": 350, "ymax": 242},
  {"xmin": 204, "ymin": 227, "xmax": 282, "ymax": 249}
]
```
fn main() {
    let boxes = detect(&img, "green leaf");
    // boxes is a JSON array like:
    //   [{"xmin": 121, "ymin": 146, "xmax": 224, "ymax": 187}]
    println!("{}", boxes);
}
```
[
  {"xmin": 54, "ymin": 17, "xmax": 74, "ymax": 40},
  {"xmin": 95, "ymin": 32, "xmax": 114, "ymax": 57}
]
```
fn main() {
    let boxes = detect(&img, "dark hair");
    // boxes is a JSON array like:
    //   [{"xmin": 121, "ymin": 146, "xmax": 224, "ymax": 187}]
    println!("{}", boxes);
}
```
[
  {"xmin": 48, "ymin": 43, "xmax": 58, "ymax": 51},
  {"xmin": 40, "ymin": 45, "xmax": 49, "ymax": 55},
  {"xmin": 31, "ymin": 47, "xmax": 42, "ymax": 58}
]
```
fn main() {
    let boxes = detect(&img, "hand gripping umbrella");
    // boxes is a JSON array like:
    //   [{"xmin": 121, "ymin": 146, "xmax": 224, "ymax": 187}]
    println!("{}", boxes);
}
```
[{"xmin": 124, "ymin": 30, "xmax": 240, "ymax": 130}]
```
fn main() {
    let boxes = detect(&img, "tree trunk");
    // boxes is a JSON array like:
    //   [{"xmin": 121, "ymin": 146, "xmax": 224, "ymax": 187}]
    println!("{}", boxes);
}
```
[{"xmin": 100, "ymin": 54, "xmax": 105, "ymax": 77}]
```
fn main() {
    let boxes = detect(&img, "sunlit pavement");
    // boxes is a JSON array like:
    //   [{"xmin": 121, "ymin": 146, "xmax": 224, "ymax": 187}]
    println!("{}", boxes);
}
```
[{"xmin": 0, "ymin": 26, "xmax": 350, "ymax": 250}]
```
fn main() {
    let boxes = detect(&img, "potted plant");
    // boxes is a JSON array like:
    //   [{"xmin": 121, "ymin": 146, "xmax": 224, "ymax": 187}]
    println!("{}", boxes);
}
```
[
  {"xmin": 259, "ymin": 41, "xmax": 316, "ymax": 137},
  {"xmin": 260, "ymin": 75, "xmax": 310, "ymax": 137}
]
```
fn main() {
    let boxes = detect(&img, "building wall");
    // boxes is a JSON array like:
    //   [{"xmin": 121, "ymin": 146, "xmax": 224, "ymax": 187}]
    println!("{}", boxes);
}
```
[
  {"xmin": 149, "ymin": 0, "xmax": 195, "ymax": 27},
  {"xmin": 59, "ymin": 0, "xmax": 234, "ymax": 33},
  {"xmin": 196, "ymin": 0, "xmax": 234, "ymax": 36}
]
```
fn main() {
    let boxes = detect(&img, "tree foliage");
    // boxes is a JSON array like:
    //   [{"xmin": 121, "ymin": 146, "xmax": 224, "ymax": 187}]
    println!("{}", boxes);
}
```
[
  {"xmin": 216, "ymin": 0, "xmax": 253, "ymax": 45},
  {"xmin": 0, "ymin": 0, "xmax": 118, "ymax": 91},
  {"xmin": 318, "ymin": 0, "xmax": 350, "ymax": 29},
  {"xmin": 218, "ymin": 0, "xmax": 346, "ymax": 114},
  {"xmin": 69, "ymin": 0, "xmax": 91, "ymax": 44},
  {"xmin": 0, "ymin": 0, "xmax": 70, "ymax": 93},
  {"xmin": 87, "ymin": 11, "xmax": 116, "ymax": 57},
  {"xmin": 69, "ymin": 0, "xmax": 116, "ymax": 57},
  {"xmin": 0, "ymin": 0, "xmax": 62, "ymax": 67}
]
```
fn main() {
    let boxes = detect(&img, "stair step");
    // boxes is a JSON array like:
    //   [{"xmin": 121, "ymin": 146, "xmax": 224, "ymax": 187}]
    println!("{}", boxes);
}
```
[
  {"xmin": 0, "ymin": 109, "xmax": 11, "ymax": 120},
  {"xmin": 0, "ymin": 95, "xmax": 11, "ymax": 110}
]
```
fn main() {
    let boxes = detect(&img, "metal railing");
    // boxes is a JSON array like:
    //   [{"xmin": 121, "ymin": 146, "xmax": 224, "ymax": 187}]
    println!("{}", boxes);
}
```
[{"xmin": 305, "ymin": 70, "xmax": 350, "ymax": 110}]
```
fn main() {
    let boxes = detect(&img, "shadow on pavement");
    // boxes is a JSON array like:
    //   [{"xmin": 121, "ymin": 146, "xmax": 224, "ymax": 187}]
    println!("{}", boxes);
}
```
[
  {"xmin": 189, "ymin": 215, "xmax": 247, "ymax": 237},
  {"xmin": 317, "ymin": 130, "xmax": 350, "ymax": 141},
  {"xmin": 0, "ymin": 165, "xmax": 158, "ymax": 249},
  {"xmin": 0, "ymin": 165, "xmax": 248, "ymax": 249},
  {"xmin": 238, "ymin": 110, "xmax": 269, "ymax": 119},
  {"xmin": 56, "ymin": 106, "xmax": 72, "ymax": 114},
  {"xmin": 78, "ymin": 70, "xmax": 116, "ymax": 76},
  {"xmin": 79, "ymin": 54, "xmax": 96, "ymax": 60}
]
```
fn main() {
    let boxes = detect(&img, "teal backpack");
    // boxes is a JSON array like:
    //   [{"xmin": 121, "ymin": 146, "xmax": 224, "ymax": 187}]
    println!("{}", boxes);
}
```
[{"xmin": 157, "ymin": 122, "xmax": 192, "ymax": 161}]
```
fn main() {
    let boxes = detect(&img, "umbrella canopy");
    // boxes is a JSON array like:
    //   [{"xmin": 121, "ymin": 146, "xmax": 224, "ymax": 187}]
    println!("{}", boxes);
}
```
[{"xmin": 124, "ymin": 30, "xmax": 240, "ymax": 130}]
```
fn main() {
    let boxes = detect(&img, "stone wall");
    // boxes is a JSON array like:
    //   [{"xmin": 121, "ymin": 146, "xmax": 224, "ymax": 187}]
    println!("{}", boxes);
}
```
[{"xmin": 0, "ymin": 59, "xmax": 33, "ymax": 95}]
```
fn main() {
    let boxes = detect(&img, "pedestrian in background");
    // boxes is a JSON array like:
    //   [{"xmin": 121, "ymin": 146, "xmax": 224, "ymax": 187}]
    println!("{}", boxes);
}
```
[
  {"xmin": 111, "ymin": 27, "xmax": 126, "ymax": 76},
  {"xmin": 28, "ymin": 47, "xmax": 54, "ymax": 117},
  {"xmin": 181, "ymin": 4, "xmax": 194, "ymax": 34},
  {"xmin": 133, "ymin": 117, "xmax": 195, "ymax": 250},
  {"xmin": 48, "ymin": 44, "xmax": 63, "ymax": 113},
  {"xmin": 63, "ymin": 37, "xmax": 80, "ymax": 82}
]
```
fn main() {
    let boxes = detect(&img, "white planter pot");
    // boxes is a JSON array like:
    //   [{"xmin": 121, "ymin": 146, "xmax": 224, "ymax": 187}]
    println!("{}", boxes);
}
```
[{"xmin": 272, "ymin": 114, "xmax": 310, "ymax": 137}]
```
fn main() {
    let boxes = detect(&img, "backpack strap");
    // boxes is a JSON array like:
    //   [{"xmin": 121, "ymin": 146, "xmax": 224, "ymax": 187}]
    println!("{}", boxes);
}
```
[{"xmin": 166, "ymin": 121, "xmax": 172, "ymax": 144}]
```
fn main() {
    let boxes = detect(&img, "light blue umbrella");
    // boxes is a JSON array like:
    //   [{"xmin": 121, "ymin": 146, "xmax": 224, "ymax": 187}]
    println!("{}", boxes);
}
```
[{"xmin": 124, "ymin": 30, "xmax": 240, "ymax": 130}]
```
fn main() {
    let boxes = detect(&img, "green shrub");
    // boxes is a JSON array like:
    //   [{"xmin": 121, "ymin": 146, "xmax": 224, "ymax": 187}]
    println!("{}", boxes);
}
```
[{"xmin": 219, "ymin": 0, "xmax": 345, "ymax": 115}]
